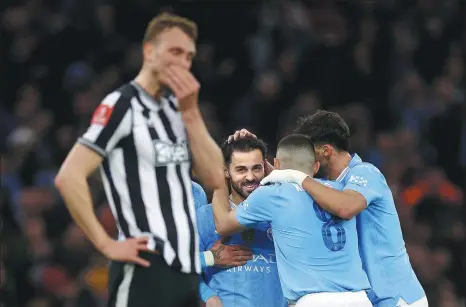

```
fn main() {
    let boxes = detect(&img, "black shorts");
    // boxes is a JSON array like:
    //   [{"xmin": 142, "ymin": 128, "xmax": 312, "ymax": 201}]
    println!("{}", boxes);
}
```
[{"xmin": 107, "ymin": 252, "xmax": 200, "ymax": 307}]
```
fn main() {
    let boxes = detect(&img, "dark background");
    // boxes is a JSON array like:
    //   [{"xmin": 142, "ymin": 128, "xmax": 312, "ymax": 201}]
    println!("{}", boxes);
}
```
[{"xmin": 1, "ymin": 0, "xmax": 465, "ymax": 306}]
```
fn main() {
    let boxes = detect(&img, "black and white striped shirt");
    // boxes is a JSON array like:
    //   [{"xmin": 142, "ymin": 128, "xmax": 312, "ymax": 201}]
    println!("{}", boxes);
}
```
[{"xmin": 78, "ymin": 82, "xmax": 200, "ymax": 274}]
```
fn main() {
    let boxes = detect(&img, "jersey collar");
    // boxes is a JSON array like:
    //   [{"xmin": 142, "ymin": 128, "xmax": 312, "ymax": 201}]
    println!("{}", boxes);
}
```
[
  {"xmin": 131, "ymin": 80, "xmax": 167, "ymax": 111},
  {"xmin": 229, "ymin": 196, "xmax": 238, "ymax": 209},
  {"xmin": 336, "ymin": 154, "xmax": 362, "ymax": 182}
]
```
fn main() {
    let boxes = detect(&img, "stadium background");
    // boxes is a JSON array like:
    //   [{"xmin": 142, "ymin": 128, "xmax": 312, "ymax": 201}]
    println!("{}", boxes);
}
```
[{"xmin": 0, "ymin": 0, "xmax": 465, "ymax": 306}]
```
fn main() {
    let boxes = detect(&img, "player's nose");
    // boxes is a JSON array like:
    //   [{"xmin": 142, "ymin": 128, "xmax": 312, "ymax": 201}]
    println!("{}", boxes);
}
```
[
  {"xmin": 179, "ymin": 58, "xmax": 191, "ymax": 70},
  {"xmin": 245, "ymin": 171, "xmax": 255, "ymax": 181},
  {"xmin": 171, "ymin": 55, "xmax": 191, "ymax": 70}
]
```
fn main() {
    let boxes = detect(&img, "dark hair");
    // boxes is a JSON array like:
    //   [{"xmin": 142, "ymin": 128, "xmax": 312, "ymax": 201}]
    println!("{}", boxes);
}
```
[
  {"xmin": 294, "ymin": 110, "xmax": 350, "ymax": 152},
  {"xmin": 143, "ymin": 13, "xmax": 198, "ymax": 46},
  {"xmin": 277, "ymin": 134, "xmax": 316, "ymax": 156},
  {"xmin": 221, "ymin": 136, "xmax": 268, "ymax": 165}
]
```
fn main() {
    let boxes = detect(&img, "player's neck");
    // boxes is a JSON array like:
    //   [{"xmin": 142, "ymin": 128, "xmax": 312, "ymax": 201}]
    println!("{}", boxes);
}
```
[
  {"xmin": 328, "ymin": 152, "xmax": 352, "ymax": 180},
  {"xmin": 230, "ymin": 192, "xmax": 244, "ymax": 206},
  {"xmin": 134, "ymin": 68, "xmax": 163, "ymax": 100}
]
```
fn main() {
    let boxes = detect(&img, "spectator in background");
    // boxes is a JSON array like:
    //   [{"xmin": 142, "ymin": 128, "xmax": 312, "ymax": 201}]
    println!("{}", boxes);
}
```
[{"xmin": 1, "ymin": 1, "xmax": 464, "ymax": 306}]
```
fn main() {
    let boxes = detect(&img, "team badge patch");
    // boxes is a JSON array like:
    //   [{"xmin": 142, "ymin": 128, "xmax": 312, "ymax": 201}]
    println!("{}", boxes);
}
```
[
  {"xmin": 241, "ymin": 229, "xmax": 255, "ymax": 244},
  {"xmin": 91, "ymin": 105, "xmax": 113, "ymax": 126}
]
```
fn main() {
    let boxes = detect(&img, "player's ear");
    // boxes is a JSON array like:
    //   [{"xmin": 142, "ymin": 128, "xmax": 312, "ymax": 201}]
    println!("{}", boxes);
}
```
[
  {"xmin": 273, "ymin": 158, "xmax": 280, "ymax": 170},
  {"xmin": 142, "ymin": 42, "xmax": 154, "ymax": 62},
  {"xmin": 322, "ymin": 144, "xmax": 332, "ymax": 158},
  {"xmin": 224, "ymin": 166, "xmax": 230, "ymax": 179},
  {"xmin": 312, "ymin": 161, "xmax": 320, "ymax": 177}
]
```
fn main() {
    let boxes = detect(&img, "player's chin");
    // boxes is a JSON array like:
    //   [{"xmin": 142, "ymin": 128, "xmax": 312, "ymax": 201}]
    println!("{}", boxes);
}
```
[{"xmin": 242, "ymin": 185, "xmax": 259, "ymax": 195}]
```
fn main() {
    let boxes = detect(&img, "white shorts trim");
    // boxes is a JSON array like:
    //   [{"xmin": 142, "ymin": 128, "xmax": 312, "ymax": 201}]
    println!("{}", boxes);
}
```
[
  {"xmin": 289, "ymin": 291, "xmax": 372, "ymax": 307},
  {"xmin": 397, "ymin": 296, "xmax": 428, "ymax": 307}
]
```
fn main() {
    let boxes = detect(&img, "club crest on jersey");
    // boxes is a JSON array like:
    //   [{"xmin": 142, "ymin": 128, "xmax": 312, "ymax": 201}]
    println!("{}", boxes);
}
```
[
  {"xmin": 267, "ymin": 228, "xmax": 273, "ymax": 241},
  {"xmin": 153, "ymin": 139, "xmax": 190, "ymax": 166},
  {"xmin": 241, "ymin": 229, "xmax": 255, "ymax": 244}
]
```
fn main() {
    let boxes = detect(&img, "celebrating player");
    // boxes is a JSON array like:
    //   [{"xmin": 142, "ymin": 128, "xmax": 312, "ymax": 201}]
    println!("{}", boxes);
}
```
[
  {"xmin": 192, "ymin": 180, "xmax": 257, "ymax": 307},
  {"xmin": 197, "ymin": 137, "xmax": 286, "ymax": 307},
  {"xmin": 261, "ymin": 111, "xmax": 428, "ymax": 307},
  {"xmin": 212, "ymin": 134, "xmax": 371, "ymax": 307}
]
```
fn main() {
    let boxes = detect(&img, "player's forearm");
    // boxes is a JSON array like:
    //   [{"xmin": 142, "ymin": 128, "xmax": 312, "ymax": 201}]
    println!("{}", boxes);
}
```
[
  {"xmin": 55, "ymin": 172, "xmax": 111, "ymax": 250},
  {"xmin": 211, "ymin": 183, "xmax": 231, "ymax": 234},
  {"xmin": 302, "ymin": 177, "xmax": 363, "ymax": 219},
  {"xmin": 211, "ymin": 184, "xmax": 242, "ymax": 236},
  {"xmin": 182, "ymin": 108, "xmax": 224, "ymax": 190}
]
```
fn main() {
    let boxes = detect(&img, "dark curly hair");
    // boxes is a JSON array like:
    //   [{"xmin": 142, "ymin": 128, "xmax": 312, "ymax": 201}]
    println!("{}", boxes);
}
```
[
  {"xmin": 294, "ymin": 110, "xmax": 351, "ymax": 152},
  {"xmin": 221, "ymin": 136, "xmax": 268, "ymax": 165}
]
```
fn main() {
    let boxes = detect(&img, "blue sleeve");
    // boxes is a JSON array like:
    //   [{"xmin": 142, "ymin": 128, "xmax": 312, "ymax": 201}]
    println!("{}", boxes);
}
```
[
  {"xmin": 196, "ymin": 206, "xmax": 209, "ymax": 272},
  {"xmin": 196, "ymin": 206, "xmax": 217, "ymax": 301},
  {"xmin": 344, "ymin": 164, "xmax": 382, "ymax": 206},
  {"xmin": 200, "ymin": 277, "xmax": 217, "ymax": 302},
  {"xmin": 192, "ymin": 182, "xmax": 209, "ymax": 210},
  {"xmin": 235, "ymin": 186, "xmax": 276, "ymax": 228}
]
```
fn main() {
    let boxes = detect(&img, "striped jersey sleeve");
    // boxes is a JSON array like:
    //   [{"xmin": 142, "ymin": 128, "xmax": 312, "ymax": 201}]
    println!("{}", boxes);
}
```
[{"xmin": 78, "ymin": 91, "xmax": 132, "ymax": 156}]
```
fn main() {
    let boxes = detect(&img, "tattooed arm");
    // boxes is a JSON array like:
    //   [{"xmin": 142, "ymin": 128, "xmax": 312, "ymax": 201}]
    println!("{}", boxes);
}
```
[{"xmin": 209, "ymin": 238, "xmax": 252, "ymax": 268}]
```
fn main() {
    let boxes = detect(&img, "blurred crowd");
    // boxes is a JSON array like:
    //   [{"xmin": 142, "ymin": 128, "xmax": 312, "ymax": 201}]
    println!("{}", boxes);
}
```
[{"xmin": 1, "ymin": 0, "xmax": 465, "ymax": 306}]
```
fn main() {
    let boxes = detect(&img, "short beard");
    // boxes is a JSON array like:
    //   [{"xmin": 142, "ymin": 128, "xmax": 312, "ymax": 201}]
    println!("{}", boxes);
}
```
[{"xmin": 231, "ymin": 182, "xmax": 249, "ymax": 200}]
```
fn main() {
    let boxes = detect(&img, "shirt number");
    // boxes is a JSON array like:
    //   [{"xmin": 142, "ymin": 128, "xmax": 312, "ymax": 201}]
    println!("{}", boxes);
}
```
[{"xmin": 313, "ymin": 204, "xmax": 346, "ymax": 251}]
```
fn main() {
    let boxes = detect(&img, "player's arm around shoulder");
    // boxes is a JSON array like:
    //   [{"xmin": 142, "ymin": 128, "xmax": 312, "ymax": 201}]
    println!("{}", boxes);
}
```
[
  {"xmin": 262, "ymin": 170, "xmax": 366, "ymax": 220},
  {"xmin": 211, "ymin": 182, "xmax": 247, "ymax": 236},
  {"xmin": 299, "ymin": 175, "xmax": 367, "ymax": 220},
  {"xmin": 235, "ymin": 184, "xmax": 277, "ymax": 228}
]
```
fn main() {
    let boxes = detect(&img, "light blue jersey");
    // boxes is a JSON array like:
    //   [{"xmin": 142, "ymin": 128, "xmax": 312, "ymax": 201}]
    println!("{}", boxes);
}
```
[
  {"xmin": 340, "ymin": 154, "xmax": 425, "ymax": 306},
  {"xmin": 192, "ymin": 181, "xmax": 208, "ymax": 210},
  {"xmin": 192, "ymin": 181, "xmax": 212, "ymax": 272},
  {"xmin": 235, "ymin": 180, "xmax": 370, "ymax": 303},
  {"xmin": 197, "ymin": 204, "xmax": 286, "ymax": 307}
]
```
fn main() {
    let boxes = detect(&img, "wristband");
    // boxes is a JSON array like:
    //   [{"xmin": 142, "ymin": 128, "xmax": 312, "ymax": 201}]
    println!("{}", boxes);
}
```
[{"xmin": 203, "ymin": 251, "xmax": 215, "ymax": 266}]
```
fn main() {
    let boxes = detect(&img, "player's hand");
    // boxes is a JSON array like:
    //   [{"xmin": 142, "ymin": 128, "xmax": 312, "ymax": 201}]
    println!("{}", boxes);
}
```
[
  {"xmin": 206, "ymin": 296, "xmax": 223, "ymax": 307},
  {"xmin": 261, "ymin": 169, "xmax": 309, "ymax": 186},
  {"xmin": 227, "ymin": 129, "xmax": 257, "ymax": 143},
  {"xmin": 100, "ymin": 237, "xmax": 151, "ymax": 267},
  {"xmin": 159, "ymin": 65, "xmax": 200, "ymax": 112},
  {"xmin": 210, "ymin": 238, "xmax": 253, "ymax": 268}
]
